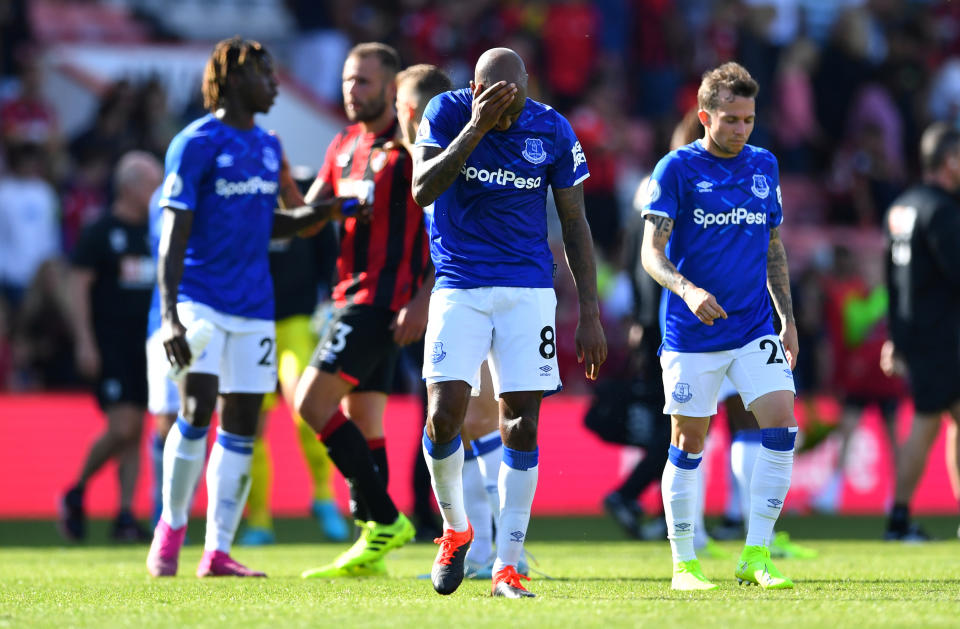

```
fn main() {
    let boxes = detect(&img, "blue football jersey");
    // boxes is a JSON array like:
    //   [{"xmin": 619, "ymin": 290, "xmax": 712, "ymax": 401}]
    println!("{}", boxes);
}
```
[
  {"xmin": 642, "ymin": 141, "xmax": 782, "ymax": 352},
  {"xmin": 159, "ymin": 114, "xmax": 280, "ymax": 320},
  {"xmin": 416, "ymin": 88, "xmax": 589, "ymax": 289},
  {"xmin": 147, "ymin": 187, "xmax": 162, "ymax": 337}
]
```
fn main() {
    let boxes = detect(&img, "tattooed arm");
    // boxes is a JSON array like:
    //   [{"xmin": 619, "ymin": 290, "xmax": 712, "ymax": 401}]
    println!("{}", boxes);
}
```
[
  {"xmin": 412, "ymin": 81, "xmax": 518, "ymax": 206},
  {"xmin": 767, "ymin": 227, "xmax": 798, "ymax": 368},
  {"xmin": 554, "ymin": 184, "xmax": 607, "ymax": 379},
  {"xmin": 640, "ymin": 214, "xmax": 727, "ymax": 326}
]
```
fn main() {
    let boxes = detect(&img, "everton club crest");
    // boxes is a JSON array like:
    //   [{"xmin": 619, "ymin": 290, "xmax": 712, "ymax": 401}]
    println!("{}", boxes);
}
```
[
  {"xmin": 751, "ymin": 173, "xmax": 770, "ymax": 199},
  {"xmin": 522, "ymin": 138, "xmax": 546, "ymax": 164}
]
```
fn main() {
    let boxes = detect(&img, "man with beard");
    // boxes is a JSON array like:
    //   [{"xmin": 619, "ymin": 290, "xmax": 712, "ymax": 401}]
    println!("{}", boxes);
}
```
[{"xmin": 296, "ymin": 42, "xmax": 426, "ymax": 578}]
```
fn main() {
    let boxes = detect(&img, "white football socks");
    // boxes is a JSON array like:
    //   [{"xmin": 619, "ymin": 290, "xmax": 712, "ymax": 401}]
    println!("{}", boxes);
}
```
[
  {"xmin": 745, "ymin": 428, "xmax": 797, "ymax": 548},
  {"xmin": 731, "ymin": 432, "xmax": 761, "ymax": 520},
  {"xmin": 422, "ymin": 430, "xmax": 468, "ymax": 532},
  {"xmin": 662, "ymin": 445, "xmax": 702, "ymax": 563},
  {"xmin": 462, "ymin": 455, "xmax": 493, "ymax": 563},
  {"xmin": 204, "ymin": 429, "xmax": 254, "ymax": 553},
  {"xmin": 160, "ymin": 418, "xmax": 207, "ymax": 530},
  {"xmin": 474, "ymin": 430, "xmax": 503, "ymax": 521},
  {"xmin": 493, "ymin": 447, "xmax": 538, "ymax": 573}
]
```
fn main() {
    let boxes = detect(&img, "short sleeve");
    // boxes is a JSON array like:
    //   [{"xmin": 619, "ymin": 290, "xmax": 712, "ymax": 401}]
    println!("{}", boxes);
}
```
[
  {"xmin": 415, "ymin": 92, "xmax": 459, "ymax": 149},
  {"xmin": 158, "ymin": 132, "xmax": 213, "ymax": 212},
  {"xmin": 641, "ymin": 154, "xmax": 682, "ymax": 221},
  {"xmin": 548, "ymin": 113, "xmax": 590, "ymax": 189},
  {"xmin": 71, "ymin": 221, "xmax": 102, "ymax": 270},
  {"xmin": 767, "ymin": 153, "xmax": 783, "ymax": 228}
]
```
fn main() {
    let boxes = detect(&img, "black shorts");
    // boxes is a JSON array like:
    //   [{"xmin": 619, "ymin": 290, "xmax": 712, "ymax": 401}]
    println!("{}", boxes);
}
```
[
  {"xmin": 95, "ymin": 327, "xmax": 148, "ymax": 411},
  {"xmin": 905, "ymin": 349, "xmax": 960, "ymax": 414},
  {"xmin": 309, "ymin": 304, "xmax": 400, "ymax": 394}
]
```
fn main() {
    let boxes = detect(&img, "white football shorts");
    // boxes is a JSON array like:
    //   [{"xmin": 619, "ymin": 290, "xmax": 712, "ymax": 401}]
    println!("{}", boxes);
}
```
[
  {"xmin": 660, "ymin": 333, "xmax": 796, "ymax": 417},
  {"xmin": 146, "ymin": 328, "xmax": 180, "ymax": 415},
  {"xmin": 423, "ymin": 287, "xmax": 561, "ymax": 396},
  {"xmin": 176, "ymin": 301, "xmax": 277, "ymax": 394}
]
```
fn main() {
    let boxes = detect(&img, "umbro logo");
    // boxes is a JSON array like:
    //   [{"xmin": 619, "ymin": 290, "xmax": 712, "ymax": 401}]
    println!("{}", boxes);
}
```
[
  {"xmin": 510, "ymin": 530, "xmax": 525, "ymax": 542},
  {"xmin": 675, "ymin": 522, "xmax": 691, "ymax": 531},
  {"xmin": 216, "ymin": 153, "xmax": 234, "ymax": 168},
  {"xmin": 439, "ymin": 501, "xmax": 451, "ymax": 508},
  {"xmin": 696, "ymin": 180, "xmax": 713, "ymax": 192},
  {"xmin": 539, "ymin": 365, "xmax": 552, "ymax": 376},
  {"xmin": 767, "ymin": 498, "xmax": 783, "ymax": 508}
]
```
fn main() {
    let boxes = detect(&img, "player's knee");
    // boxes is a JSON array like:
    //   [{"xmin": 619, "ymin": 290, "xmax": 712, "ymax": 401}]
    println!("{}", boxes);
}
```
[
  {"xmin": 501, "ymin": 415, "xmax": 538, "ymax": 450},
  {"xmin": 676, "ymin": 430, "xmax": 705, "ymax": 454},
  {"xmin": 181, "ymin": 395, "xmax": 216, "ymax": 427},
  {"xmin": 427, "ymin": 406, "xmax": 463, "ymax": 444}
]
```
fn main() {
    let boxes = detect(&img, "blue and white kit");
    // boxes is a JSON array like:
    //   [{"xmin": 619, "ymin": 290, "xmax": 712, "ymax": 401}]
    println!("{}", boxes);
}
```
[
  {"xmin": 157, "ymin": 114, "xmax": 279, "ymax": 392},
  {"xmin": 642, "ymin": 140, "xmax": 794, "ymax": 414},
  {"xmin": 416, "ymin": 88, "xmax": 589, "ymax": 394}
]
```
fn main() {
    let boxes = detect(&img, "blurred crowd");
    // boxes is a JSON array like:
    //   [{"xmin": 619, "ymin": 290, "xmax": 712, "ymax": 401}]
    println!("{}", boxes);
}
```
[{"xmin": 0, "ymin": 0, "xmax": 958, "ymax": 400}]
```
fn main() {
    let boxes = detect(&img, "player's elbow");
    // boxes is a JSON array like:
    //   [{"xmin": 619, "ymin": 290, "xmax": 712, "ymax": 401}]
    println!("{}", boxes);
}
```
[
  {"xmin": 411, "ymin": 180, "xmax": 434, "ymax": 208},
  {"xmin": 640, "ymin": 246, "xmax": 657, "ymax": 276}
]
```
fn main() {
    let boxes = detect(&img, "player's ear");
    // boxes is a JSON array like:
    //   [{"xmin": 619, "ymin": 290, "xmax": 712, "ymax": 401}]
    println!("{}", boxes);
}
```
[
  {"xmin": 470, "ymin": 80, "xmax": 480, "ymax": 96},
  {"xmin": 697, "ymin": 109, "xmax": 711, "ymax": 128}
]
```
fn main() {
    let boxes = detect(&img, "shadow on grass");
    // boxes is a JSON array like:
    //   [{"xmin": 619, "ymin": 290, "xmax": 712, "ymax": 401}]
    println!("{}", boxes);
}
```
[{"xmin": 1, "ymin": 515, "xmax": 957, "ymax": 548}]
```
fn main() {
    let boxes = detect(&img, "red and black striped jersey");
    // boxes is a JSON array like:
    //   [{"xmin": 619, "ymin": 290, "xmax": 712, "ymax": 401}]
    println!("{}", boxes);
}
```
[{"xmin": 317, "ymin": 121, "xmax": 429, "ymax": 312}]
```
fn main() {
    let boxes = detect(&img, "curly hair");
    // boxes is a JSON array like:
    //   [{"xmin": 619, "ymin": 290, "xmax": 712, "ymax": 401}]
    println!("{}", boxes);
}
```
[
  {"xmin": 697, "ymin": 62, "xmax": 759, "ymax": 112},
  {"xmin": 201, "ymin": 36, "xmax": 270, "ymax": 112}
]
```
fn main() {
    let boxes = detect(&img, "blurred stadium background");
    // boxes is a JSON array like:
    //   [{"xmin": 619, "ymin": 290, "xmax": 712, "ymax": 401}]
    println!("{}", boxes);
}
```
[{"xmin": 0, "ymin": 0, "xmax": 958, "ymax": 529}]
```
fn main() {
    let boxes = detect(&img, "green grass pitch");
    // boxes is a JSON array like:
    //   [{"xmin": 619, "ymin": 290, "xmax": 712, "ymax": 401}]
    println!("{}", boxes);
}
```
[{"xmin": 2, "ymin": 516, "xmax": 959, "ymax": 629}]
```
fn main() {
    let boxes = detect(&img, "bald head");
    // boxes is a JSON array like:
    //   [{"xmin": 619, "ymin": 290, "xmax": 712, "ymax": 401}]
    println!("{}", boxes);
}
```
[
  {"xmin": 472, "ymin": 48, "xmax": 529, "ymax": 129},
  {"xmin": 114, "ymin": 150, "xmax": 163, "ymax": 222},
  {"xmin": 475, "ymin": 48, "xmax": 527, "ymax": 90}
]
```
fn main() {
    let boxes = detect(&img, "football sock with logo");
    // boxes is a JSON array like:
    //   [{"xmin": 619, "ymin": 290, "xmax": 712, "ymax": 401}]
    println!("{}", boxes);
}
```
[
  {"xmin": 245, "ymin": 438, "xmax": 272, "ymax": 530},
  {"xmin": 463, "ymin": 448, "xmax": 493, "ymax": 563},
  {"xmin": 493, "ymin": 447, "xmax": 538, "ymax": 573},
  {"xmin": 731, "ymin": 430, "xmax": 762, "ymax": 518},
  {"xmin": 473, "ymin": 430, "xmax": 503, "ymax": 520},
  {"xmin": 150, "ymin": 432, "xmax": 165, "ymax": 524},
  {"xmin": 662, "ymin": 445, "xmax": 701, "ymax": 563},
  {"xmin": 322, "ymin": 412, "xmax": 398, "ymax": 525},
  {"xmin": 422, "ymin": 428, "xmax": 468, "ymax": 531},
  {"xmin": 205, "ymin": 429, "xmax": 254, "ymax": 553},
  {"xmin": 745, "ymin": 427, "xmax": 797, "ymax": 547},
  {"xmin": 161, "ymin": 417, "xmax": 208, "ymax": 530}
]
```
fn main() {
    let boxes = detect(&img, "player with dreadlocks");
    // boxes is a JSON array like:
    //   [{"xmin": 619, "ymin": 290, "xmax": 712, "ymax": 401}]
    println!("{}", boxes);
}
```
[{"xmin": 147, "ymin": 37, "xmax": 358, "ymax": 577}]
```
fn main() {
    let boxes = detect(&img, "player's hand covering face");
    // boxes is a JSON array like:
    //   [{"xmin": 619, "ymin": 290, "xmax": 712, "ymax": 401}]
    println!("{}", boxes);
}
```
[{"xmin": 467, "ymin": 81, "xmax": 519, "ymax": 134}]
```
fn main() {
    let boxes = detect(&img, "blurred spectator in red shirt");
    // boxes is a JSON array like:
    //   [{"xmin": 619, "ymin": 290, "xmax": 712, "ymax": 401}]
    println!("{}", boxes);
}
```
[{"xmin": 542, "ymin": 0, "xmax": 599, "ymax": 112}]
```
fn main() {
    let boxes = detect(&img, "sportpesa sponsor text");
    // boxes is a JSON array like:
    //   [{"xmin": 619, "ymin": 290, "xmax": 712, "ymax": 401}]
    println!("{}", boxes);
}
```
[
  {"xmin": 693, "ymin": 207, "xmax": 767, "ymax": 229},
  {"xmin": 460, "ymin": 165, "xmax": 543, "ymax": 189},
  {"xmin": 215, "ymin": 176, "xmax": 279, "ymax": 198}
]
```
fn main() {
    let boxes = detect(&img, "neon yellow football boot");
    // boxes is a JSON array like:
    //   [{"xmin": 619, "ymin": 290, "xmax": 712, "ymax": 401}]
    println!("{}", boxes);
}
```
[
  {"xmin": 671, "ymin": 559, "xmax": 719, "ymax": 591},
  {"xmin": 735, "ymin": 545, "xmax": 794, "ymax": 589}
]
